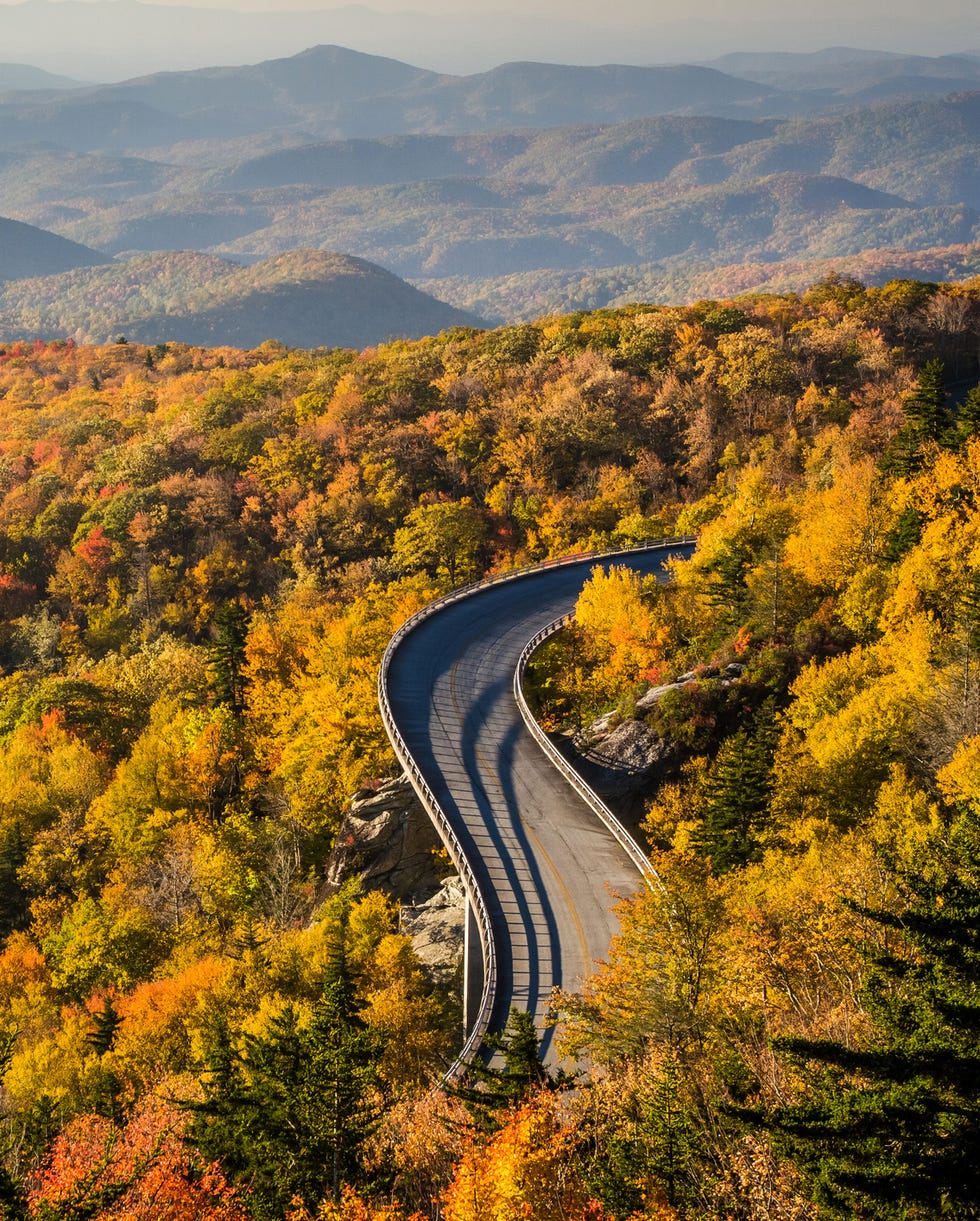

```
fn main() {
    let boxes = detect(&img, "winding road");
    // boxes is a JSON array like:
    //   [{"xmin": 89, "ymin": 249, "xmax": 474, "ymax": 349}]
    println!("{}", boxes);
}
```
[{"xmin": 379, "ymin": 541, "xmax": 695, "ymax": 1068}]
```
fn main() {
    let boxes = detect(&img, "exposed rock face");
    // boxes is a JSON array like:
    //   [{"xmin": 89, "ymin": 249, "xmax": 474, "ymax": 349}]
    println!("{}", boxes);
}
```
[
  {"xmin": 572, "ymin": 719, "xmax": 671, "ymax": 797},
  {"xmin": 635, "ymin": 662, "xmax": 743, "ymax": 713},
  {"xmin": 565, "ymin": 661, "xmax": 745, "ymax": 820},
  {"xmin": 399, "ymin": 876, "xmax": 466, "ymax": 987},
  {"xmin": 323, "ymin": 773, "xmax": 465, "ymax": 982},
  {"xmin": 323, "ymin": 773, "xmax": 444, "ymax": 904}
]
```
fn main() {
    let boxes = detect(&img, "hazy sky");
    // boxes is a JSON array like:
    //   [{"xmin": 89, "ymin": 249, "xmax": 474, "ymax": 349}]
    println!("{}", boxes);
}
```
[
  {"xmin": 0, "ymin": 0, "xmax": 974, "ymax": 16},
  {"xmin": 0, "ymin": 0, "xmax": 976, "ymax": 79}
]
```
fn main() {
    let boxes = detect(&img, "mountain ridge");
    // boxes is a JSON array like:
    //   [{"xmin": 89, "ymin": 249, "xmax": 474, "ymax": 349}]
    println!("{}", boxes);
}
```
[{"xmin": 0, "ymin": 214, "xmax": 108, "ymax": 280}]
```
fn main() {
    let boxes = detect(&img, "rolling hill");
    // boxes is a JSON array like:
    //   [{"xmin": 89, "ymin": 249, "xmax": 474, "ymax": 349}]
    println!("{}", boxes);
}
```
[
  {"xmin": 0, "ymin": 45, "xmax": 789, "ymax": 152},
  {"xmin": 0, "ymin": 62, "xmax": 86, "ymax": 92},
  {"xmin": 0, "ymin": 249, "xmax": 486, "ymax": 347},
  {"xmin": 706, "ymin": 46, "xmax": 980, "ymax": 100},
  {"xmin": 0, "ymin": 214, "xmax": 107, "ymax": 280},
  {"xmin": 1, "ymin": 41, "xmax": 978, "ymax": 163},
  {"xmin": 0, "ymin": 45, "xmax": 977, "ymax": 327}
]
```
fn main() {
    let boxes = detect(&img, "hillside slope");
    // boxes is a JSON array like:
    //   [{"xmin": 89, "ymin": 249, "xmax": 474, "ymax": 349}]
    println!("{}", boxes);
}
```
[
  {"xmin": 0, "ymin": 249, "xmax": 485, "ymax": 346},
  {"xmin": 0, "ymin": 214, "xmax": 107, "ymax": 280},
  {"xmin": 0, "ymin": 45, "xmax": 787, "ymax": 152}
]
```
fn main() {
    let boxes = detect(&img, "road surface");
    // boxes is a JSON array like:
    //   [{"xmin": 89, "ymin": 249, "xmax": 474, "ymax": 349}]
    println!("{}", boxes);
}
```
[{"xmin": 381, "ymin": 542, "xmax": 694, "ymax": 1065}]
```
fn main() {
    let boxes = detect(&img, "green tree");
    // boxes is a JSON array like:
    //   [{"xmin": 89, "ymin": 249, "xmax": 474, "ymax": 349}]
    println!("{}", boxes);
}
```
[
  {"xmin": 695, "ymin": 699, "xmax": 778, "ymax": 873},
  {"xmin": 764, "ymin": 807, "xmax": 980, "ymax": 1219},
  {"xmin": 584, "ymin": 1053, "xmax": 699, "ymax": 1217},
  {"xmin": 0, "ymin": 823, "xmax": 28, "ymax": 942},
  {"xmin": 952, "ymin": 384, "xmax": 980, "ymax": 444},
  {"xmin": 191, "ymin": 923, "xmax": 381, "ymax": 1215},
  {"xmin": 86, "ymin": 996, "xmax": 121, "ymax": 1057},
  {"xmin": 903, "ymin": 358, "xmax": 949, "ymax": 442},
  {"xmin": 0, "ymin": 1031, "xmax": 27, "ymax": 1221},
  {"xmin": 452, "ymin": 1008, "xmax": 568, "ymax": 1131},
  {"xmin": 307, "ymin": 934, "xmax": 381, "ymax": 1202},
  {"xmin": 208, "ymin": 601, "xmax": 249, "ymax": 715},
  {"xmin": 391, "ymin": 498, "xmax": 487, "ymax": 587},
  {"xmin": 887, "ymin": 359, "xmax": 950, "ymax": 476}
]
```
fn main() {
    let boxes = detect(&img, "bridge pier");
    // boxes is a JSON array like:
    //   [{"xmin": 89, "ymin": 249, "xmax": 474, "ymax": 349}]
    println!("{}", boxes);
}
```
[{"xmin": 462, "ymin": 894, "xmax": 484, "ymax": 1038}]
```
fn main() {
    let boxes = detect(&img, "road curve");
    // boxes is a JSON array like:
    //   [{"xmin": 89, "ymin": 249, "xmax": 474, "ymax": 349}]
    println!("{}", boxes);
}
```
[{"xmin": 379, "ymin": 541, "xmax": 695, "ymax": 1067}]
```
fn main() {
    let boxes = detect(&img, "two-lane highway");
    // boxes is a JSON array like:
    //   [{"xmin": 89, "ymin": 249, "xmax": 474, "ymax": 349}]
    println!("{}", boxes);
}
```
[{"xmin": 381, "ymin": 542, "xmax": 694, "ymax": 1065}]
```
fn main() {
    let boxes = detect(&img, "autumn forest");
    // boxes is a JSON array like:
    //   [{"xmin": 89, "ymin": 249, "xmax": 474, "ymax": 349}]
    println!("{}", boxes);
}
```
[{"xmin": 0, "ymin": 275, "xmax": 978, "ymax": 1218}]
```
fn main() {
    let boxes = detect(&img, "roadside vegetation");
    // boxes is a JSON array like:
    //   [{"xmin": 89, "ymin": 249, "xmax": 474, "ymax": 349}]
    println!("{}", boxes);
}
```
[{"xmin": 0, "ymin": 273, "xmax": 978, "ymax": 1217}]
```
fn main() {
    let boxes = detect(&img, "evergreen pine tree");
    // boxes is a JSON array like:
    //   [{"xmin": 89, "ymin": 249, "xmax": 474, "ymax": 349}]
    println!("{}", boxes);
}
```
[
  {"xmin": 952, "ymin": 384, "xmax": 980, "ymax": 445},
  {"xmin": 0, "ymin": 824, "xmax": 28, "ymax": 942},
  {"xmin": 451, "ymin": 1007, "xmax": 570, "ymax": 1131},
  {"xmin": 882, "ymin": 505, "xmax": 926, "ymax": 563},
  {"xmin": 190, "ymin": 916, "xmax": 380, "ymax": 1216},
  {"xmin": 696, "ymin": 699, "xmax": 778, "ymax": 873},
  {"xmin": 0, "ymin": 1032, "xmax": 27, "ymax": 1221},
  {"xmin": 903, "ymin": 358, "xmax": 949, "ymax": 442},
  {"xmin": 304, "ymin": 933, "xmax": 380, "ymax": 1203},
  {"xmin": 951, "ymin": 385, "xmax": 980, "ymax": 449},
  {"xmin": 762, "ymin": 807, "xmax": 980, "ymax": 1219},
  {"xmin": 208, "ymin": 602, "xmax": 249, "ymax": 714},
  {"xmin": 86, "ymin": 997, "xmax": 121, "ymax": 1057},
  {"xmin": 583, "ymin": 1053, "xmax": 699, "ymax": 1217},
  {"xmin": 885, "ymin": 360, "xmax": 951, "ymax": 477},
  {"xmin": 84, "ymin": 997, "xmax": 125, "ymax": 1122}
]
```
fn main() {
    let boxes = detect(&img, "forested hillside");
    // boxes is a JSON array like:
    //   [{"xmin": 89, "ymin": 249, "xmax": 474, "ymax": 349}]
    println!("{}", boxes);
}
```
[
  {"xmin": 0, "ymin": 248, "xmax": 485, "ymax": 348},
  {"xmin": 0, "ymin": 216, "xmax": 106, "ymax": 282},
  {"xmin": 0, "ymin": 275, "xmax": 978, "ymax": 1218}
]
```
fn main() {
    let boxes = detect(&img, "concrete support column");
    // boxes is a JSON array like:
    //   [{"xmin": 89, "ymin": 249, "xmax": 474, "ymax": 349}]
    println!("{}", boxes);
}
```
[{"xmin": 462, "ymin": 894, "xmax": 484, "ymax": 1036}]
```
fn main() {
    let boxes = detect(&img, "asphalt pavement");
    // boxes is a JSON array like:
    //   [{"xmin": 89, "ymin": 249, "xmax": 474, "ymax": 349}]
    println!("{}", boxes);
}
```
[{"xmin": 383, "ymin": 543, "xmax": 694, "ymax": 1065}]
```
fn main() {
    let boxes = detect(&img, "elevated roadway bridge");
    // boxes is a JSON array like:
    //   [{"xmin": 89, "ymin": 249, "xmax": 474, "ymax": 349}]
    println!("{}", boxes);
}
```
[{"xmin": 378, "ymin": 540, "xmax": 696, "ymax": 1071}]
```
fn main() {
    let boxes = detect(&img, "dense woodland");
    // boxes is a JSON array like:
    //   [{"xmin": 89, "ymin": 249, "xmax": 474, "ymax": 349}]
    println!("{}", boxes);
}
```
[{"xmin": 0, "ymin": 275, "xmax": 978, "ymax": 1217}]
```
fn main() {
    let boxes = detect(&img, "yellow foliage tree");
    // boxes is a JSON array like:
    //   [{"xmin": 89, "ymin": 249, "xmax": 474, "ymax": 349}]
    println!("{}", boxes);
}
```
[
  {"xmin": 572, "ymin": 564, "xmax": 671, "ymax": 707},
  {"xmin": 442, "ymin": 1093, "xmax": 608, "ymax": 1221}
]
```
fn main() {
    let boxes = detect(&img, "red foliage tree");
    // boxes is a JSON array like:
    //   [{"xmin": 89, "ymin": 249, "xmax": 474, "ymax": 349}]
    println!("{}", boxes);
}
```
[{"xmin": 25, "ymin": 1096, "xmax": 246, "ymax": 1220}]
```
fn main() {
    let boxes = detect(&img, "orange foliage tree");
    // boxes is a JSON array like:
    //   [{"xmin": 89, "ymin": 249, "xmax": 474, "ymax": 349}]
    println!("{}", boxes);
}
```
[
  {"xmin": 441, "ymin": 1092, "xmax": 610, "ymax": 1221},
  {"xmin": 24, "ymin": 1095, "xmax": 246, "ymax": 1220}
]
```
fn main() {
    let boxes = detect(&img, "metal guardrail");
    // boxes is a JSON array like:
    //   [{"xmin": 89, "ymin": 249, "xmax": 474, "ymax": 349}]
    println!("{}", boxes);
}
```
[
  {"xmin": 513, "ymin": 615, "xmax": 657, "ymax": 884},
  {"xmin": 376, "ymin": 536, "xmax": 695, "ymax": 1080}
]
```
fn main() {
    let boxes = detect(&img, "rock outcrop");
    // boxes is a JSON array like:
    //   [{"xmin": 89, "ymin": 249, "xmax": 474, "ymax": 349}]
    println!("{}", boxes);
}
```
[
  {"xmin": 322, "ymin": 773, "xmax": 465, "ymax": 983},
  {"xmin": 634, "ymin": 662, "xmax": 744, "ymax": 713},
  {"xmin": 565, "ymin": 661, "xmax": 745, "ymax": 820},
  {"xmin": 399, "ymin": 876, "xmax": 467, "ymax": 987},
  {"xmin": 323, "ymin": 773, "xmax": 444, "ymax": 904}
]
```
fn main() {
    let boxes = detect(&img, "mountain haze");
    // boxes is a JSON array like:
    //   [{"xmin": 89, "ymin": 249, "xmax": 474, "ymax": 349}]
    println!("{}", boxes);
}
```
[
  {"xmin": 0, "ymin": 62, "xmax": 87, "ymax": 92},
  {"xmin": 0, "ymin": 43, "xmax": 977, "ymax": 327},
  {"xmin": 0, "ymin": 46, "xmax": 790, "ymax": 153},
  {"xmin": 0, "ymin": 0, "xmax": 977, "ymax": 78}
]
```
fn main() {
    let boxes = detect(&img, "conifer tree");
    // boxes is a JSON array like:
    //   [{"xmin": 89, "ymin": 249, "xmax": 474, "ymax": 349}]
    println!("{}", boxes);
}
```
[
  {"xmin": 85, "ymin": 996, "xmax": 125, "ymax": 1122},
  {"xmin": 903, "ymin": 358, "xmax": 949, "ymax": 442},
  {"xmin": 208, "ymin": 601, "xmax": 249, "ymax": 714},
  {"xmin": 306, "ymin": 923, "xmax": 381, "ymax": 1203},
  {"xmin": 0, "ymin": 824, "xmax": 27, "ymax": 941},
  {"xmin": 0, "ymin": 1032, "xmax": 27, "ymax": 1221},
  {"xmin": 763, "ymin": 807, "xmax": 980, "ymax": 1218},
  {"xmin": 86, "ymin": 997, "xmax": 121, "ymax": 1057},
  {"xmin": 190, "ymin": 917, "xmax": 381, "ymax": 1216},
  {"xmin": 451, "ymin": 1007, "xmax": 569, "ymax": 1131},
  {"xmin": 956, "ymin": 384, "xmax": 980, "ymax": 441},
  {"xmin": 696, "ymin": 699, "xmax": 778, "ymax": 873},
  {"xmin": 887, "ymin": 360, "xmax": 951, "ymax": 478},
  {"xmin": 586, "ymin": 1052, "xmax": 698, "ymax": 1216}
]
